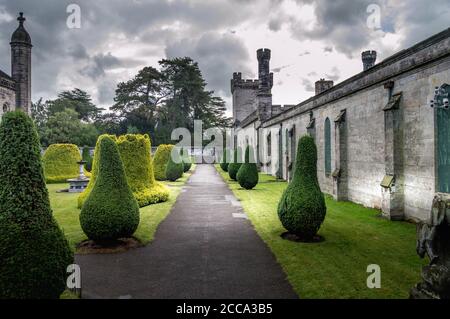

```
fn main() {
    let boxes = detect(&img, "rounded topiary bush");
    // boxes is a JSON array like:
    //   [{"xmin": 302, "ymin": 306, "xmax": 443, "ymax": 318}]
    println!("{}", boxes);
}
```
[
  {"xmin": 237, "ymin": 146, "xmax": 259, "ymax": 190},
  {"xmin": 228, "ymin": 147, "xmax": 242, "ymax": 181},
  {"xmin": 181, "ymin": 148, "xmax": 192, "ymax": 173},
  {"xmin": 116, "ymin": 134, "xmax": 169, "ymax": 207},
  {"xmin": 78, "ymin": 134, "xmax": 116, "ymax": 209},
  {"xmin": 82, "ymin": 147, "xmax": 93, "ymax": 172},
  {"xmin": 220, "ymin": 149, "xmax": 229, "ymax": 172},
  {"xmin": 43, "ymin": 143, "xmax": 81, "ymax": 183},
  {"xmin": 79, "ymin": 136, "xmax": 140, "ymax": 242},
  {"xmin": 277, "ymin": 135, "xmax": 326, "ymax": 240},
  {"xmin": 153, "ymin": 144, "xmax": 174, "ymax": 181},
  {"xmin": 165, "ymin": 147, "xmax": 184, "ymax": 182},
  {"xmin": 0, "ymin": 111, "xmax": 73, "ymax": 299}
]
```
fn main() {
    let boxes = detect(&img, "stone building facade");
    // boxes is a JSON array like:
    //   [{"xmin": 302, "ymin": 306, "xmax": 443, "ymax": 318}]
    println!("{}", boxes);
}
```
[
  {"xmin": 232, "ymin": 28, "xmax": 450, "ymax": 222},
  {"xmin": 0, "ymin": 12, "xmax": 32, "ymax": 117}
]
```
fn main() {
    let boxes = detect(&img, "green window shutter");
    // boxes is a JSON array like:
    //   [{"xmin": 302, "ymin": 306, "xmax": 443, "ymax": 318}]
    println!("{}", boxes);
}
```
[
  {"xmin": 324, "ymin": 118, "xmax": 331, "ymax": 175},
  {"xmin": 437, "ymin": 108, "xmax": 450, "ymax": 193}
]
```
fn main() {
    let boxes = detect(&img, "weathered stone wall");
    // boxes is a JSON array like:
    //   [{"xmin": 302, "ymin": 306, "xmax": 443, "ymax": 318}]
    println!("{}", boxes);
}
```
[
  {"xmin": 232, "ymin": 82, "xmax": 258, "ymax": 126},
  {"xmin": 234, "ymin": 28, "xmax": 450, "ymax": 222},
  {"xmin": 0, "ymin": 84, "xmax": 16, "ymax": 117}
]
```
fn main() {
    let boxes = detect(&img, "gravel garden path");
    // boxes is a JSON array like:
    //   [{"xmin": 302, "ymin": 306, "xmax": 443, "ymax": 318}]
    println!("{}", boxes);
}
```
[{"xmin": 75, "ymin": 164, "xmax": 297, "ymax": 299}]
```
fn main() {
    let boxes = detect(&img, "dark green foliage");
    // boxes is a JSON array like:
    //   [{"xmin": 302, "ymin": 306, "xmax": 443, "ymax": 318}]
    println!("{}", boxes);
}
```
[
  {"xmin": 181, "ymin": 148, "xmax": 192, "ymax": 173},
  {"xmin": 0, "ymin": 111, "xmax": 73, "ymax": 299},
  {"xmin": 277, "ymin": 135, "xmax": 326, "ymax": 239},
  {"xmin": 228, "ymin": 147, "xmax": 242, "ymax": 181},
  {"xmin": 165, "ymin": 148, "xmax": 184, "ymax": 181},
  {"xmin": 220, "ymin": 149, "xmax": 229, "ymax": 172},
  {"xmin": 236, "ymin": 146, "xmax": 259, "ymax": 190},
  {"xmin": 79, "ymin": 136, "xmax": 140, "ymax": 242},
  {"xmin": 82, "ymin": 147, "xmax": 93, "ymax": 172}
]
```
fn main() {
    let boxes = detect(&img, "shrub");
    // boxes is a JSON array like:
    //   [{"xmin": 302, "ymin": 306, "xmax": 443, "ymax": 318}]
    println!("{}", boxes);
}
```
[
  {"xmin": 43, "ymin": 143, "xmax": 81, "ymax": 183},
  {"xmin": 237, "ymin": 146, "xmax": 259, "ymax": 189},
  {"xmin": 165, "ymin": 147, "xmax": 184, "ymax": 181},
  {"xmin": 220, "ymin": 149, "xmax": 229, "ymax": 172},
  {"xmin": 77, "ymin": 134, "xmax": 116, "ymax": 208},
  {"xmin": 116, "ymin": 134, "xmax": 169, "ymax": 207},
  {"xmin": 82, "ymin": 147, "xmax": 93, "ymax": 172},
  {"xmin": 153, "ymin": 144, "xmax": 174, "ymax": 180},
  {"xmin": 79, "ymin": 136, "xmax": 140, "ymax": 242},
  {"xmin": 228, "ymin": 147, "xmax": 242, "ymax": 181},
  {"xmin": 0, "ymin": 111, "xmax": 73, "ymax": 299},
  {"xmin": 181, "ymin": 148, "xmax": 192, "ymax": 173},
  {"xmin": 277, "ymin": 135, "xmax": 326, "ymax": 239}
]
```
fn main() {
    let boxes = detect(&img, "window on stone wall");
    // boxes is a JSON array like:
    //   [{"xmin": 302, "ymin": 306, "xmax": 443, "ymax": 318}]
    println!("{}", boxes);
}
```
[
  {"xmin": 3, "ymin": 102, "xmax": 10, "ymax": 113},
  {"xmin": 267, "ymin": 132, "xmax": 271, "ymax": 157},
  {"xmin": 324, "ymin": 117, "xmax": 331, "ymax": 175}
]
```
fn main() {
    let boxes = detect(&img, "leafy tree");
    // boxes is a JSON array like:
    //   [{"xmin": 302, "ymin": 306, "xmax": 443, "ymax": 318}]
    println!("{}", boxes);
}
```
[
  {"xmin": 277, "ymin": 135, "xmax": 326, "ymax": 239},
  {"xmin": 0, "ymin": 111, "xmax": 73, "ymax": 298},
  {"xmin": 40, "ymin": 109, "xmax": 99, "ymax": 147},
  {"xmin": 47, "ymin": 89, "xmax": 103, "ymax": 122}
]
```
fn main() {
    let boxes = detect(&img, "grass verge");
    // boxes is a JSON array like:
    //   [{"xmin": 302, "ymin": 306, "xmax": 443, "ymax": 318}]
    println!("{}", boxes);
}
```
[{"xmin": 215, "ymin": 165, "xmax": 426, "ymax": 299}]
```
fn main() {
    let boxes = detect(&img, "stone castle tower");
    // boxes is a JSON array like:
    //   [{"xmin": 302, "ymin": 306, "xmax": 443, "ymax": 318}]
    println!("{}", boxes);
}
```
[
  {"xmin": 10, "ymin": 12, "xmax": 32, "ymax": 114},
  {"xmin": 231, "ymin": 48, "xmax": 273, "ymax": 126},
  {"xmin": 256, "ymin": 48, "xmax": 273, "ymax": 121}
]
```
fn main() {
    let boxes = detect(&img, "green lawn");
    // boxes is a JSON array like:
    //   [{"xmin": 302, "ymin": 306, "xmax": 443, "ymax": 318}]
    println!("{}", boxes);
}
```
[
  {"xmin": 49, "ymin": 165, "xmax": 195, "ymax": 251},
  {"xmin": 216, "ymin": 165, "xmax": 426, "ymax": 299}
]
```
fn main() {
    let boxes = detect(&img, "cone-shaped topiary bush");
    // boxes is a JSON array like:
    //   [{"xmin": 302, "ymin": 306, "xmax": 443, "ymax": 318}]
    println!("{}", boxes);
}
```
[
  {"xmin": 82, "ymin": 147, "xmax": 93, "ymax": 172},
  {"xmin": 236, "ymin": 146, "xmax": 259, "ymax": 189},
  {"xmin": 228, "ymin": 147, "xmax": 242, "ymax": 181},
  {"xmin": 79, "ymin": 136, "xmax": 140, "ymax": 242},
  {"xmin": 43, "ymin": 143, "xmax": 82, "ymax": 183},
  {"xmin": 116, "ymin": 134, "xmax": 169, "ymax": 207},
  {"xmin": 220, "ymin": 149, "xmax": 229, "ymax": 172},
  {"xmin": 277, "ymin": 135, "xmax": 326, "ymax": 239},
  {"xmin": 77, "ymin": 134, "xmax": 116, "ymax": 209},
  {"xmin": 165, "ymin": 147, "xmax": 184, "ymax": 182},
  {"xmin": 153, "ymin": 144, "xmax": 174, "ymax": 181},
  {"xmin": 0, "ymin": 111, "xmax": 73, "ymax": 299},
  {"xmin": 181, "ymin": 147, "xmax": 192, "ymax": 173}
]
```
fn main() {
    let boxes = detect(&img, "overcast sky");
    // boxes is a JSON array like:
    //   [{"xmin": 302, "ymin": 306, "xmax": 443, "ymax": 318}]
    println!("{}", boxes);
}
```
[{"xmin": 0, "ymin": 0, "xmax": 448, "ymax": 114}]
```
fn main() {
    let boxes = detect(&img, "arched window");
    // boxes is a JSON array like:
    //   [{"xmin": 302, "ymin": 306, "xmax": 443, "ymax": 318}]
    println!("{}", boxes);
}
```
[
  {"xmin": 3, "ymin": 102, "xmax": 10, "ymax": 113},
  {"xmin": 324, "ymin": 118, "xmax": 331, "ymax": 175}
]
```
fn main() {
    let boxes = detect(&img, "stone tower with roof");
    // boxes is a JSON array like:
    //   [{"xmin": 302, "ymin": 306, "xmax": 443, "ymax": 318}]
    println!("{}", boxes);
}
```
[{"xmin": 10, "ymin": 12, "xmax": 32, "ymax": 114}]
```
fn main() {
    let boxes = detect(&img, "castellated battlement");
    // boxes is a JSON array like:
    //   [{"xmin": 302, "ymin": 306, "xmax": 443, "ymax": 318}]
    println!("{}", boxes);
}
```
[
  {"xmin": 231, "ymin": 74, "xmax": 259, "ymax": 93},
  {"xmin": 362, "ymin": 50, "xmax": 377, "ymax": 71},
  {"xmin": 257, "ymin": 48, "xmax": 271, "ymax": 60}
]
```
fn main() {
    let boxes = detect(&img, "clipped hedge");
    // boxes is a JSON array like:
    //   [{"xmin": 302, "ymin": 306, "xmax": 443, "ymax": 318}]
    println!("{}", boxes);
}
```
[
  {"xmin": 153, "ymin": 144, "xmax": 174, "ymax": 181},
  {"xmin": 79, "ymin": 136, "xmax": 140, "ymax": 242},
  {"xmin": 0, "ymin": 111, "xmax": 73, "ymax": 299},
  {"xmin": 181, "ymin": 148, "xmax": 192, "ymax": 173},
  {"xmin": 236, "ymin": 146, "xmax": 259, "ymax": 190},
  {"xmin": 165, "ymin": 147, "xmax": 184, "ymax": 182},
  {"xmin": 43, "ymin": 144, "xmax": 81, "ymax": 183},
  {"xmin": 78, "ymin": 135, "xmax": 116, "ymax": 209},
  {"xmin": 116, "ymin": 134, "xmax": 169, "ymax": 207},
  {"xmin": 228, "ymin": 147, "xmax": 242, "ymax": 181},
  {"xmin": 220, "ymin": 149, "xmax": 229, "ymax": 172},
  {"xmin": 82, "ymin": 147, "xmax": 93, "ymax": 172},
  {"xmin": 277, "ymin": 135, "xmax": 326, "ymax": 239}
]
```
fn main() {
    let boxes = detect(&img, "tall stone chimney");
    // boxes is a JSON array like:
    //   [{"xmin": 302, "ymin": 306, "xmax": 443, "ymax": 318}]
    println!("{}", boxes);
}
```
[
  {"xmin": 315, "ymin": 78, "xmax": 334, "ymax": 95},
  {"xmin": 10, "ymin": 12, "xmax": 32, "ymax": 114},
  {"xmin": 362, "ymin": 50, "xmax": 377, "ymax": 71}
]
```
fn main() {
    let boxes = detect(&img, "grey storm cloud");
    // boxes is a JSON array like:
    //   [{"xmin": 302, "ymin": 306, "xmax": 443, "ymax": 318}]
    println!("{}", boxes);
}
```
[
  {"xmin": 0, "ymin": 0, "xmax": 448, "ymax": 108},
  {"xmin": 165, "ymin": 32, "xmax": 252, "ymax": 98},
  {"xmin": 301, "ymin": 78, "xmax": 315, "ymax": 92}
]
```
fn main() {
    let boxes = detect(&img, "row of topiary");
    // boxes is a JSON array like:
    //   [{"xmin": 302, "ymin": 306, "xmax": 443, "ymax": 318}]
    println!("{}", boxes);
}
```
[
  {"xmin": 221, "ymin": 146, "xmax": 259, "ymax": 190},
  {"xmin": 220, "ymin": 135, "xmax": 326, "ymax": 241},
  {"xmin": 78, "ymin": 134, "xmax": 171, "ymax": 208}
]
